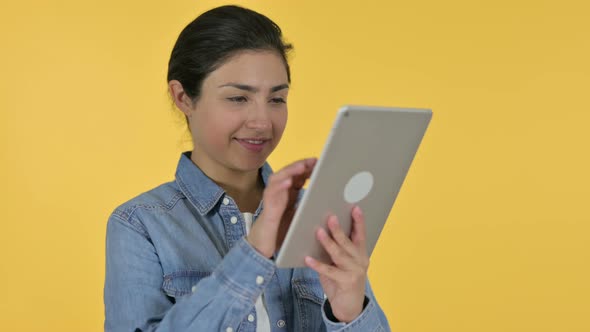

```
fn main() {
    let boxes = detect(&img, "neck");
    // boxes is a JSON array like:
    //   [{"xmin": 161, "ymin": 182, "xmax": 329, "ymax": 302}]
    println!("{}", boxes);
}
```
[
  {"xmin": 222, "ymin": 177, "xmax": 264, "ymax": 213},
  {"xmin": 190, "ymin": 150, "xmax": 264, "ymax": 213}
]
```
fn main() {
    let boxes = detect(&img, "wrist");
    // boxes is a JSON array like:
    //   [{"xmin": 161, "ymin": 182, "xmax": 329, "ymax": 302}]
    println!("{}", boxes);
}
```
[
  {"xmin": 246, "ymin": 235, "xmax": 274, "ymax": 259},
  {"xmin": 324, "ymin": 296, "xmax": 368, "ymax": 323}
]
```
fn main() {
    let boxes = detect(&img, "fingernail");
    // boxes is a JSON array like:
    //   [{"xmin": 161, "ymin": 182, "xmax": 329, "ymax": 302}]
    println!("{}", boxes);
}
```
[
  {"xmin": 354, "ymin": 206, "xmax": 362, "ymax": 216},
  {"xmin": 329, "ymin": 216, "xmax": 338, "ymax": 228},
  {"xmin": 305, "ymin": 256, "xmax": 315, "ymax": 265}
]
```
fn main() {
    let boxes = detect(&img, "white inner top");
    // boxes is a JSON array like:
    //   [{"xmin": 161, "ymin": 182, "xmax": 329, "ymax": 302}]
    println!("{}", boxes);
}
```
[{"xmin": 243, "ymin": 212, "xmax": 271, "ymax": 332}]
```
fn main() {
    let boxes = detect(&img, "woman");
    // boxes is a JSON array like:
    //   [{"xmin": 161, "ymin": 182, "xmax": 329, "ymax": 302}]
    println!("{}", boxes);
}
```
[{"xmin": 104, "ymin": 5, "xmax": 390, "ymax": 332}]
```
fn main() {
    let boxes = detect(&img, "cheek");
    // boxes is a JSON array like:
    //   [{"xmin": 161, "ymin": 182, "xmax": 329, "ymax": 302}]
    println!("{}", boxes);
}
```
[
  {"xmin": 198, "ymin": 111, "xmax": 244, "ymax": 144},
  {"xmin": 272, "ymin": 110, "xmax": 288, "ymax": 136},
  {"xmin": 203, "ymin": 119, "xmax": 232, "ymax": 143}
]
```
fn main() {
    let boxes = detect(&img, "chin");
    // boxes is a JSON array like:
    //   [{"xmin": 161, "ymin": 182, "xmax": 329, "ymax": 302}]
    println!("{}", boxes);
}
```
[
  {"xmin": 241, "ymin": 158, "xmax": 268, "ymax": 171},
  {"xmin": 237, "ymin": 147, "xmax": 275, "ymax": 170}
]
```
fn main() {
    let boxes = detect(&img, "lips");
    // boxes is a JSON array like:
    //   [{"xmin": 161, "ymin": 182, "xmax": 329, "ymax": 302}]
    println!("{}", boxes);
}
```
[{"xmin": 235, "ymin": 138, "xmax": 271, "ymax": 152}]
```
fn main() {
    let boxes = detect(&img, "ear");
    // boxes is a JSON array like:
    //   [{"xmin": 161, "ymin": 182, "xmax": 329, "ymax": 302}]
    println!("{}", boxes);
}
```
[{"xmin": 168, "ymin": 80, "xmax": 195, "ymax": 116}]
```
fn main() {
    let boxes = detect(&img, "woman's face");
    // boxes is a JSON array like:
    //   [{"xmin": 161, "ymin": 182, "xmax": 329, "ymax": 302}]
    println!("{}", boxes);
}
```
[{"xmin": 187, "ymin": 50, "xmax": 289, "ymax": 175}]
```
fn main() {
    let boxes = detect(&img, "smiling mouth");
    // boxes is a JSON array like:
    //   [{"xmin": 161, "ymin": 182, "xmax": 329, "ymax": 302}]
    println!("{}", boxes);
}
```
[
  {"xmin": 234, "ymin": 138, "xmax": 271, "ymax": 152},
  {"xmin": 239, "ymin": 139, "xmax": 265, "ymax": 144},
  {"xmin": 235, "ymin": 138, "xmax": 271, "ymax": 144}
]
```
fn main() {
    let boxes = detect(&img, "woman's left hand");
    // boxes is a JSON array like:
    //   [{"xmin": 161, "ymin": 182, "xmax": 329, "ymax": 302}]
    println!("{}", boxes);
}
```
[{"xmin": 304, "ymin": 205, "xmax": 369, "ymax": 323}]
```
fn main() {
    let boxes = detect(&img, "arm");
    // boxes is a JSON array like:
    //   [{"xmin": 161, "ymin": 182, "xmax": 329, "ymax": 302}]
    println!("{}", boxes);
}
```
[
  {"xmin": 321, "ymin": 279, "xmax": 391, "ymax": 332},
  {"xmin": 306, "ymin": 207, "xmax": 391, "ymax": 332},
  {"xmin": 104, "ymin": 215, "xmax": 275, "ymax": 332}
]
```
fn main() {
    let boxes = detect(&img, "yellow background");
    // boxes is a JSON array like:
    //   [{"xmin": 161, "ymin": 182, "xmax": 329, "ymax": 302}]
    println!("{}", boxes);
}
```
[{"xmin": 1, "ymin": 0, "xmax": 589, "ymax": 331}]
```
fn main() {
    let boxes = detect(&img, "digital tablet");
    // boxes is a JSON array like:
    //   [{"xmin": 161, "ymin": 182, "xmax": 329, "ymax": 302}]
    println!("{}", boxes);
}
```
[{"xmin": 275, "ymin": 105, "xmax": 432, "ymax": 268}]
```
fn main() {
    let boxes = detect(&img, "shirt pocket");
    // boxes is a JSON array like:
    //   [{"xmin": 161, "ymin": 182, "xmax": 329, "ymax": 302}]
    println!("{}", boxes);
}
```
[
  {"xmin": 293, "ymin": 278, "xmax": 325, "ymax": 305},
  {"xmin": 292, "ymin": 277, "xmax": 325, "ymax": 331},
  {"xmin": 162, "ymin": 270, "xmax": 212, "ymax": 298}
]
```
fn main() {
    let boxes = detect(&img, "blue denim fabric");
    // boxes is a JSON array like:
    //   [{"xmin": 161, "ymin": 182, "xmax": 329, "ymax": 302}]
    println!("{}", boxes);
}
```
[{"xmin": 104, "ymin": 152, "xmax": 390, "ymax": 332}]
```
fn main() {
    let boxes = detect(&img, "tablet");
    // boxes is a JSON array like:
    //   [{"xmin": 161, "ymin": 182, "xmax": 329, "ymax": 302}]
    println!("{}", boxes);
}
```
[{"xmin": 275, "ymin": 105, "xmax": 432, "ymax": 268}]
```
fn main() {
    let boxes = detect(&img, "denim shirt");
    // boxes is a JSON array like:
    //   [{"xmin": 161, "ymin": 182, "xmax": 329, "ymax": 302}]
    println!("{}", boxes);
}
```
[{"xmin": 104, "ymin": 152, "xmax": 391, "ymax": 332}]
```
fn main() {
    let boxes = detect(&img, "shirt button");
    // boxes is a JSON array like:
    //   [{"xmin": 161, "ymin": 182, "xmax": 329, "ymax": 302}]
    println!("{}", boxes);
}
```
[
  {"xmin": 225, "ymin": 328, "xmax": 233, "ymax": 332},
  {"xmin": 223, "ymin": 197, "xmax": 230, "ymax": 205},
  {"xmin": 277, "ymin": 320, "xmax": 286, "ymax": 328},
  {"xmin": 230, "ymin": 216, "xmax": 238, "ymax": 224},
  {"xmin": 248, "ymin": 314, "xmax": 255, "ymax": 322},
  {"xmin": 191, "ymin": 285, "xmax": 197, "ymax": 293},
  {"xmin": 256, "ymin": 275, "xmax": 264, "ymax": 285}
]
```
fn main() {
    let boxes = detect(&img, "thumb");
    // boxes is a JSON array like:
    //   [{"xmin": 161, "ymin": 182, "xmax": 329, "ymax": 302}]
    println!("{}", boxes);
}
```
[
  {"xmin": 259, "ymin": 178, "xmax": 292, "ymax": 226},
  {"xmin": 247, "ymin": 178, "xmax": 291, "ymax": 257}
]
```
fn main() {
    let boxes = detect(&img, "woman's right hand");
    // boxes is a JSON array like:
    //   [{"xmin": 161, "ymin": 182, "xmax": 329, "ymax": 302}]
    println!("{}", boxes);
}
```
[{"xmin": 247, "ymin": 158, "xmax": 317, "ymax": 258}]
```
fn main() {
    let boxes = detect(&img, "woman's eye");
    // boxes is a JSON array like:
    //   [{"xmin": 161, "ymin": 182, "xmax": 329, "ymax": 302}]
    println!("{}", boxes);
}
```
[
  {"xmin": 227, "ymin": 96, "xmax": 247, "ymax": 103},
  {"xmin": 270, "ymin": 97, "xmax": 286, "ymax": 104}
]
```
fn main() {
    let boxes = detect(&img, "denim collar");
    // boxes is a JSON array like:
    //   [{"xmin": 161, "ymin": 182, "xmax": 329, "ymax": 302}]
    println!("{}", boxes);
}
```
[{"xmin": 175, "ymin": 151, "xmax": 273, "ymax": 215}]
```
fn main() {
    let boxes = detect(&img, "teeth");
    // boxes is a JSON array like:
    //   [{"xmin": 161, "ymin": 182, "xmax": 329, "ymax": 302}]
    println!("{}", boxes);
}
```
[{"xmin": 244, "ymin": 139, "xmax": 264, "ymax": 144}]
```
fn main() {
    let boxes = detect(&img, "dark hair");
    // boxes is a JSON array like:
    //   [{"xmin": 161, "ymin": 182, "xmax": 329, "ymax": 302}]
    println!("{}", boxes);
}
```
[{"xmin": 167, "ymin": 5, "xmax": 293, "ymax": 102}]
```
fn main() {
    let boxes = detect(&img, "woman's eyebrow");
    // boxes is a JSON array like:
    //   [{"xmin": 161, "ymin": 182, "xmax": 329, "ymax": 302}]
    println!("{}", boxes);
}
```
[
  {"xmin": 218, "ymin": 83, "xmax": 289, "ymax": 92},
  {"xmin": 270, "ymin": 84, "xmax": 289, "ymax": 92}
]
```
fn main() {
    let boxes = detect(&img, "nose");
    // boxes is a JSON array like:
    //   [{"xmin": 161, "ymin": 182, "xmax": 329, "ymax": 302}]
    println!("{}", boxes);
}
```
[{"xmin": 245, "ymin": 104, "xmax": 271, "ymax": 131}]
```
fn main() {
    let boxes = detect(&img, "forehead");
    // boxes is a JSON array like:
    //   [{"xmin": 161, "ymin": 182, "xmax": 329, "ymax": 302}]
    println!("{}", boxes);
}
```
[{"xmin": 204, "ymin": 50, "xmax": 289, "ymax": 87}]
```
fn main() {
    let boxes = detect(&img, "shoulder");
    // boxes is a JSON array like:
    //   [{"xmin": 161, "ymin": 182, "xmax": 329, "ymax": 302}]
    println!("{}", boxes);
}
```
[{"xmin": 109, "ymin": 180, "xmax": 185, "ymax": 225}]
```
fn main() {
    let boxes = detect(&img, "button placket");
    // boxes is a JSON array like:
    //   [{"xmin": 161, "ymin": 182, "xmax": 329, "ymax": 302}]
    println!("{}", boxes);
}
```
[{"xmin": 219, "ymin": 198, "xmax": 246, "ymax": 250}]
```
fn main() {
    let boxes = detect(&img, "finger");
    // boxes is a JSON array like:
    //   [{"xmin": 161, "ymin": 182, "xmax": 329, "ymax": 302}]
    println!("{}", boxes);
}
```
[
  {"xmin": 260, "ymin": 158, "xmax": 316, "ymax": 231},
  {"xmin": 317, "ymin": 226, "xmax": 355, "ymax": 268},
  {"xmin": 260, "ymin": 178, "xmax": 292, "ymax": 220},
  {"xmin": 268, "ymin": 177, "xmax": 292, "ymax": 194},
  {"xmin": 290, "ymin": 158, "xmax": 317, "ymax": 189},
  {"xmin": 271, "ymin": 158, "xmax": 312, "ymax": 184},
  {"xmin": 284, "ymin": 158, "xmax": 316, "ymax": 207},
  {"xmin": 265, "ymin": 164, "xmax": 300, "ymax": 191},
  {"xmin": 264, "ymin": 160, "xmax": 306, "ymax": 205},
  {"xmin": 304, "ymin": 256, "xmax": 347, "ymax": 283},
  {"xmin": 326, "ymin": 215, "xmax": 358, "ymax": 258},
  {"xmin": 350, "ymin": 206, "xmax": 368, "ymax": 256}
]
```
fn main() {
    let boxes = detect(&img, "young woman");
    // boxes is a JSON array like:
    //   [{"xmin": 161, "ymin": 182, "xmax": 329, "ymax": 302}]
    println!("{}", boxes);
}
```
[{"xmin": 104, "ymin": 5, "xmax": 390, "ymax": 332}]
